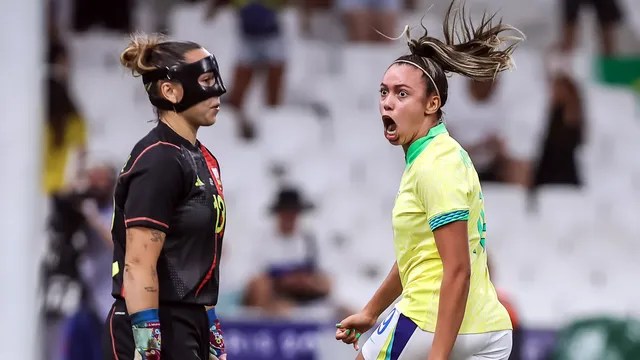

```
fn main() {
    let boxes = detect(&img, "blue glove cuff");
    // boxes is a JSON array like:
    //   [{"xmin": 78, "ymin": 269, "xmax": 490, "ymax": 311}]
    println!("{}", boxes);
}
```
[
  {"xmin": 130, "ymin": 309, "xmax": 160, "ymax": 326},
  {"xmin": 207, "ymin": 307, "xmax": 218, "ymax": 327}
]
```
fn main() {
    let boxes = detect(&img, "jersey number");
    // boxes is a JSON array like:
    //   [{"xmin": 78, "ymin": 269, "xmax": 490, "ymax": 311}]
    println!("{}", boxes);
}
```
[{"xmin": 213, "ymin": 194, "xmax": 226, "ymax": 234}]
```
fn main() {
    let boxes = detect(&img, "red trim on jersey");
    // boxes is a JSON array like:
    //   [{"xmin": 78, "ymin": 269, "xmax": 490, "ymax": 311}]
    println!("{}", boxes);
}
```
[
  {"xmin": 109, "ymin": 306, "xmax": 120, "ymax": 360},
  {"xmin": 194, "ymin": 145, "xmax": 224, "ymax": 297},
  {"xmin": 125, "ymin": 217, "xmax": 169, "ymax": 229},
  {"xmin": 199, "ymin": 144, "xmax": 224, "ymax": 195},
  {"xmin": 121, "ymin": 141, "xmax": 180, "ymax": 177}
]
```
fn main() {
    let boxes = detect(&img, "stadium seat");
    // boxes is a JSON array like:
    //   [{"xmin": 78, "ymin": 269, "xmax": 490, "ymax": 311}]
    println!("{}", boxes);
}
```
[
  {"xmin": 532, "ymin": 186, "xmax": 597, "ymax": 246},
  {"xmin": 481, "ymin": 184, "xmax": 529, "ymax": 246}
]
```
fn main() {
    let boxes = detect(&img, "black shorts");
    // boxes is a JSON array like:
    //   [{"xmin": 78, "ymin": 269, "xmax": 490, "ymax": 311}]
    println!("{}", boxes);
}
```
[
  {"xmin": 103, "ymin": 299, "xmax": 209, "ymax": 360},
  {"xmin": 563, "ymin": 0, "xmax": 623, "ymax": 26}
]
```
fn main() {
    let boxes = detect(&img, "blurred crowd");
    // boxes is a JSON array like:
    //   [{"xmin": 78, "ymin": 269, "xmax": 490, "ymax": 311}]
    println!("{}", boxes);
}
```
[{"xmin": 41, "ymin": 0, "xmax": 637, "ymax": 359}]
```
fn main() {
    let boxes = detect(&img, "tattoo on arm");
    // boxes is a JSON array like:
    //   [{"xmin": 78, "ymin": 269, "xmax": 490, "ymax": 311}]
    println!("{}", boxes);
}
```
[
  {"xmin": 124, "ymin": 228, "xmax": 163, "ymax": 297},
  {"xmin": 150, "ymin": 230, "xmax": 165, "ymax": 243}
]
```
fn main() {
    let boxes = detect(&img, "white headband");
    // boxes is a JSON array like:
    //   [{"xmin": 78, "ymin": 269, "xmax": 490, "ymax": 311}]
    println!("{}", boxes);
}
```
[{"xmin": 392, "ymin": 59, "xmax": 441, "ymax": 99}]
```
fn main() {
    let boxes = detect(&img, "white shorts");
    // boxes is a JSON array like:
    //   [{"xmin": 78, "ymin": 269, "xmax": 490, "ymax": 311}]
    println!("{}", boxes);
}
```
[
  {"xmin": 362, "ymin": 307, "xmax": 512, "ymax": 360},
  {"xmin": 237, "ymin": 34, "xmax": 286, "ymax": 66}
]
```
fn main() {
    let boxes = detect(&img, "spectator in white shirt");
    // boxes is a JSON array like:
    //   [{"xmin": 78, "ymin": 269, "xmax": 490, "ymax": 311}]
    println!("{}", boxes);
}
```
[
  {"xmin": 243, "ymin": 188, "xmax": 332, "ymax": 316},
  {"xmin": 446, "ymin": 78, "xmax": 511, "ymax": 183}
]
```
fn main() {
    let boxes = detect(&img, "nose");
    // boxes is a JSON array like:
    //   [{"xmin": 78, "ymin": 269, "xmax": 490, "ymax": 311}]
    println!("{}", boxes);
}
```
[{"xmin": 382, "ymin": 96, "xmax": 394, "ymax": 112}]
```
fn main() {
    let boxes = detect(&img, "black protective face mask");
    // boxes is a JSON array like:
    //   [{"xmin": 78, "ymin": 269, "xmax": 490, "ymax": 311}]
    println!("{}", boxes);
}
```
[{"xmin": 142, "ymin": 55, "xmax": 226, "ymax": 113}]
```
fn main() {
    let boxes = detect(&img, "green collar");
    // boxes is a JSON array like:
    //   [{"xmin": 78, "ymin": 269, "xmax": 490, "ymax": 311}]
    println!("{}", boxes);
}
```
[{"xmin": 405, "ymin": 123, "xmax": 448, "ymax": 166}]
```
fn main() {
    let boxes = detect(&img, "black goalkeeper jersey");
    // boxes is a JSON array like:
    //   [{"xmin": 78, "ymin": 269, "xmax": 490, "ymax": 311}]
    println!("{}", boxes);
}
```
[{"xmin": 110, "ymin": 121, "xmax": 226, "ymax": 306}]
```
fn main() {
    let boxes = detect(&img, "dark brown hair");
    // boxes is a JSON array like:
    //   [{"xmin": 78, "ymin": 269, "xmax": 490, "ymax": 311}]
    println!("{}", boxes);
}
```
[
  {"xmin": 393, "ymin": 0, "xmax": 524, "ymax": 117},
  {"xmin": 120, "ymin": 32, "xmax": 201, "ymax": 114},
  {"xmin": 120, "ymin": 32, "xmax": 201, "ymax": 76}
]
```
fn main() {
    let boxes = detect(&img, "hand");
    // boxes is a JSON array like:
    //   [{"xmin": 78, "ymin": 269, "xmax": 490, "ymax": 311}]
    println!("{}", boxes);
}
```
[
  {"xmin": 81, "ymin": 199, "xmax": 100, "ymax": 221},
  {"xmin": 134, "ymin": 349, "xmax": 161, "ymax": 360},
  {"xmin": 335, "ymin": 312, "xmax": 377, "ymax": 351},
  {"xmin": 131, "ymin": 317, "xmax": 161, "ymax": 360},
  {"xmin": 207, "ymin": 309, "xmax": 225, "ymax": 359}
]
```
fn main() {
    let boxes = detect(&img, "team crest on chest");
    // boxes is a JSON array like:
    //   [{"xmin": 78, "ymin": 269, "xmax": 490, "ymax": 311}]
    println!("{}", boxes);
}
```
[{"xmin": 211, "ymin": 168, "xmax": 223, "ymax": 192}]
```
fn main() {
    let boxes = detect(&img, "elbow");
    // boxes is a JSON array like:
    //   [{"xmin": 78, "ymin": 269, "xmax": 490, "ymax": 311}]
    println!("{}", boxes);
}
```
[
  {"xmin": 444, "ymin": 262, "xmax": 471, "ymax": 285},
  {"xmin": 123, "ymin": 256, "xmax": 158, "ymax": 283},
  {"xmin": 124, "ymin": 254, "xmax": 156, "ymax": 269},
  {"xmin": 123, "ymin": 258, "xmax": 142, "ymax": 278},
  {"xmin": 125, "ymin": 255, "xmax": 142, "ymax": 268}
]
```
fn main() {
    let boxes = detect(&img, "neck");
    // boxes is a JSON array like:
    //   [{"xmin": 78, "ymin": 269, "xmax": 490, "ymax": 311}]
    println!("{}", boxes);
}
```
[
  {"xmin": 161, "ymin": 112, "xmax": 198, "ymax": 145},
  {"xmin": 403, "ymin": 119, "xmax": 439, "ymax": 154},
  {"xmin": 278, "ymin": 226, "xmax": 296, "ymax": 236}
]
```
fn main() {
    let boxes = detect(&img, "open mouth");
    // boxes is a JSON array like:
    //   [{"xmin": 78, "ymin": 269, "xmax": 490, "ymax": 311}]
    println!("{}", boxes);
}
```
[{"xmin": 382, "ymin": 115, "xmax": 398, "ymax": 140}]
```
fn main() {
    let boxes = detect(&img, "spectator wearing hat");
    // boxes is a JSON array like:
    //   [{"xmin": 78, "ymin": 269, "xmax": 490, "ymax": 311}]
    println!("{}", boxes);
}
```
[{"xmin": 242, "ymin": 187, "xmax": 332, "ymax": 316}]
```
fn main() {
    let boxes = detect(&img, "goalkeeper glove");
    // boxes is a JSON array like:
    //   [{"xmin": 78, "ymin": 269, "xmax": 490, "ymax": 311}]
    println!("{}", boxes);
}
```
[
  {"xmin": 207, "ymin": 307, "xmax": 225, "ymax": 359},
  {"xmin": 131, "ymin": 309, "xmax": 161, "ymax": 360}
]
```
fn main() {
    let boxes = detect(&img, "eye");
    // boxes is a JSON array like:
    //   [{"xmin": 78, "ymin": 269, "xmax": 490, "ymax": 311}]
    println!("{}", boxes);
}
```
[
  {"xmin": 379, "ymin": 88, "xmax": 389, "ymax": 96},
  {"xmin": 200, "ymin": 75, "xmax": 215, "ymax": 87},
  {"xmin": 398, "ymin": 90, "xmax": 408, "ymax": 97}
]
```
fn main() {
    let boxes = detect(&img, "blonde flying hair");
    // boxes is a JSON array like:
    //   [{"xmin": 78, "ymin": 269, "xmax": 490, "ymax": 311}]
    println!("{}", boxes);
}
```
[{"xmin": 386, "ymin": 0, "xmax": 525, "ymax": 116}]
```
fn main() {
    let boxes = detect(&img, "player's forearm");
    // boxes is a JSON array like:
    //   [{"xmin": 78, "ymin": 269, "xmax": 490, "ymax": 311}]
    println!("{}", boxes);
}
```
[
  {"xmin": 429, "ymin": 265, "xmax": 470, "ymax": 359},
  {"xmin": 123, "ymin": 227, "xmax": 165, "ymax": 314},
  {"xmin": 363, "ymin": 262, "xmax": 402, "ymax": 319},
  {"xmin": 123, "ymin": 262, "xmax": 160, "ymax": 314}
]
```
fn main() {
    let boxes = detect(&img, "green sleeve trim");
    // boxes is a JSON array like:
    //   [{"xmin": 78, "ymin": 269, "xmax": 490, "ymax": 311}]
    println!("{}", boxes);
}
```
[{"xmin": 429, "ymin": 209, "xmax": 469, "ymax": 231}]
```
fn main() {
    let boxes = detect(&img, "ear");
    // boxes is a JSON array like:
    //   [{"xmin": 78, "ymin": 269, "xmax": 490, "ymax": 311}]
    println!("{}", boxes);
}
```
[
  {"xmin": 159, "ymin": 81, "xmax": 184, "ymax": 105},
  {"xmin": 424, "ymin": 94, "xmax": 441, "ymax": 116}
]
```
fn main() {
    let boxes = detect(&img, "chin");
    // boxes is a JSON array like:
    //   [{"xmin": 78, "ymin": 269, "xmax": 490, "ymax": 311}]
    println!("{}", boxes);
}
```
[
  {"xmin": 387, "ymin": 134, "xmax": 405, "ymax": 146},
  {"xmin": 202, "ymin": 116, "xmax": 217, "ymax": 126}
]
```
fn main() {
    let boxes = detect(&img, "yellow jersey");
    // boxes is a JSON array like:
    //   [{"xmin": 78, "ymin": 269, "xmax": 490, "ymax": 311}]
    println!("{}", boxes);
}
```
[
  {"xmin": 392, "ymin": 123, "xmax": 512, "ymax": 333},
  {"xmin": 42, "ymin": 114, "xmax": 87, "ymax": 195}
]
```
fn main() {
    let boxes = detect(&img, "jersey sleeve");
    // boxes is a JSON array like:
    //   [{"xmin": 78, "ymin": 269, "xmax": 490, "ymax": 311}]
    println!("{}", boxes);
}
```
[
  {"xmin": 415, "ymin": 148, "xmax": 472, "ymax": 232},
  {"xmin": 122, "ymin": 144, "xmax": 185, "ymax": 232}
]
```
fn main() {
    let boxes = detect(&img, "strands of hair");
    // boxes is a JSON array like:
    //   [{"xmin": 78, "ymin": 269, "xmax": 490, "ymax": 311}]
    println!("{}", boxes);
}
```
[
  {"xmin": 381, "ymin": 0, "xmax": 525, "ymax": 81},
  {"xmin": 120, "ymin": 32, "xmax": 168, "ymax": 76}
]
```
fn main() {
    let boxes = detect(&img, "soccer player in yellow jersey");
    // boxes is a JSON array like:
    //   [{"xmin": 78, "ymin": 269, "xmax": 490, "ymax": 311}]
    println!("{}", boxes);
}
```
[{"xmin": 335, "ymin": 1, "xmax": 523, "ymax": 359}]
